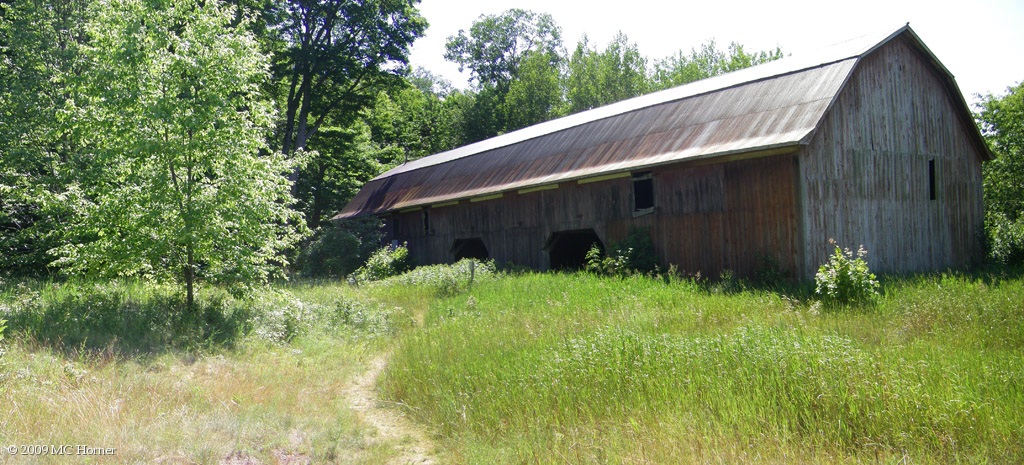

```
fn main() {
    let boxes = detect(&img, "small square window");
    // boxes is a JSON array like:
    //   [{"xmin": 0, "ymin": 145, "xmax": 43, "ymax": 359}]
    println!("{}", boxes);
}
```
[{"xmin": 633, "ymin": 172, "xmax": 654, "ymax": 214}]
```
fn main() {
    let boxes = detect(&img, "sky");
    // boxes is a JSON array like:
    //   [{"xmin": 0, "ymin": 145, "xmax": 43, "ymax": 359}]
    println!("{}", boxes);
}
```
[{"xmin": 406, "ymin": 0, "xmax": 1024, "ymax": 106}]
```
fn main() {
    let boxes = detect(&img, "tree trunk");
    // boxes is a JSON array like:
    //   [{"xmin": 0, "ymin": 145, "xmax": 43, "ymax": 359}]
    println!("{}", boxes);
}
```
[{"xmin": 185, "ymin": 247, "xmax": 195, "ymax": 312}]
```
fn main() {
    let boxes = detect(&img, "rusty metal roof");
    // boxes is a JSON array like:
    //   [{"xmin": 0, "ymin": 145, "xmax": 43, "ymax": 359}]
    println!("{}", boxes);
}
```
[{"xmin": 335, "ymin": 25, "xmax": 986, "ymax": 219}]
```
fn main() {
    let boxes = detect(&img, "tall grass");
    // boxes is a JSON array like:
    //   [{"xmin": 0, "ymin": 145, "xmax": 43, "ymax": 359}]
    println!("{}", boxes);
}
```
[
  {"xmin": 0, "ymin": 278, "xmax": 421, "ymax": 464},
  {"xmin": 383, "ymin": 272, "xmax": 1024, "ymax": 463}
]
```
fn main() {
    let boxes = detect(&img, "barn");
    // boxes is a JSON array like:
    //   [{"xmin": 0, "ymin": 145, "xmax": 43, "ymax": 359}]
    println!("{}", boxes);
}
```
[{"xmin": 335, "ymin": 25, "xmax": 992, "ymax": 279}]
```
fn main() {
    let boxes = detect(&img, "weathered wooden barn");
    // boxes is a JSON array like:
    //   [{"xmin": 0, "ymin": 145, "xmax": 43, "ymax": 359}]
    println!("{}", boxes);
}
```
[{"xmin": 336, "ymin": 25, "xmax": 991, "ymax": 279}]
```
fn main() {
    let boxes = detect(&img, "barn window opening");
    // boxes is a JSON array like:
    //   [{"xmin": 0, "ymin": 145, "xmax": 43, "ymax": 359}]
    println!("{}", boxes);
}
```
[
  {"xmin": 422, "ymin": 209, "xmax": 430, "ymax": 234},
  {"xmin": 451, "ymin": 238, "xmax": 489, "ymax": 261},
  {"xmin": 633, "ymin": 172, "xmax": 654, "ymax": 215},
  {"xmin": 928, "ymin": 159, "xmax": 936, "ymax": 201},
  {"xmin": 547, "ymin": 229, "xmax": 603, "ymax": 270}
]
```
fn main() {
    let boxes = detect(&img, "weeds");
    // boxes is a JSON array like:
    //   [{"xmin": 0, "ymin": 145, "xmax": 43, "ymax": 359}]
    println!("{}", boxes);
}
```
[
  {"xmin": 378, "ymin": 258, "xmax": 496, "ymax": 297},
  {"xmin": 814, "ymin": 239, "xmax": 880, "ymax": 306},
  {"xmin": 352, "ymin": 243, "xmax": 412, "ymax": 282}
]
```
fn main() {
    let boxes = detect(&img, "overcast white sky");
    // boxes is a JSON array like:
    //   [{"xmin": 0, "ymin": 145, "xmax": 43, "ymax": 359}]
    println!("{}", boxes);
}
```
[{"xmin": 407, "ymin": 0, "xmax": 1024, "ymax": 106}]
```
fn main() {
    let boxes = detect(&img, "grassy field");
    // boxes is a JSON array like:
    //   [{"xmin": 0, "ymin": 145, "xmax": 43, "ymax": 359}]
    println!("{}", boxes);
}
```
[
  {"xmin": 0, "ymin": 279, "xmax": 426, "ymax": 464},
  {"xmin": 382, "ymin": 270, "xmax": 1024, "ymax": 464},
  {"xmin": 1, "ymin": 265, "xmax": 1022, "ymax": 464}
]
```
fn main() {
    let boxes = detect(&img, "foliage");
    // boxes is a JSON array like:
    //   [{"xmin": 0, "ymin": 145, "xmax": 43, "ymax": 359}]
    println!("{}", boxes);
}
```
[
  {"xmin": 0, "ymin": 0, "xmax": 92, "ymax": 276},
  {"xmin": 814, "ymin": 239, "xmax": 880, "ymax": 305},
  {"xmin": 274, "ymin": 0, "xmax": 427, "ymax": 158},
  {"xmin": 503, "ymin": 49, "xmax": 565, "ymax": 129},
  {"xmin": 57, "ymin": 0, "xmax": 306, "ymax": 307},
  {"xmin": 380, "ymin": 258, "xmax": 496, "ymax": 297},
  {"xmin": 296, "ymin": 217, "xmax": 383, "ymax": 278},
  {"xmin": 296, "ymin": 121, "xmax": 400, "ymax": 228},
  {"xmin": 565, "ymin": 32, "xmax": 649, "ymax": 113},
  {"xmin": 584, "ymin": 227, "xmax": 657, "ymax": 276},
  {"xmin": 444, "ymin": 8, "xmax": 563, "ymax": 140},
  {"xmin": 986, "ymin": 212, "xmax": 1024, "ymax": 265},
  {"xmin": 584, "ymin": 243, "xmax": 630, "ymax": 277},
  {"xmin": 978, "ymin": 82, "xmax": 1024, "ymax": 264},
  {"xmin": 651, "ymin": 39, "xmax": 784, "ymax": 90},
  {"xmin": 444, "ymin": 8, "xmax": 562, "ymax": 90},
  {"xmin": 363, "ymin": 73, "xmax": 467, "ymax": 161},
  {"xmin": 353, "ymin": 243, "xmax": 412, "ymax": 282}
]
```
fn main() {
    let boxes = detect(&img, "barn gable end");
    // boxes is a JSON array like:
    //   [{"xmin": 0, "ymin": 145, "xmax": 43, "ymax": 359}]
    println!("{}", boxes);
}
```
[{"xmin": 799, "ymin": 32, "xmax": 987, "ymax": 277}]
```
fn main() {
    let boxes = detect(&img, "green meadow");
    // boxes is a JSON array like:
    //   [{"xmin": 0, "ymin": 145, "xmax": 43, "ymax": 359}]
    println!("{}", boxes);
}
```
[{"xmin": 1, "ymin": 266, "xmax": 1022, "ymax": 463}]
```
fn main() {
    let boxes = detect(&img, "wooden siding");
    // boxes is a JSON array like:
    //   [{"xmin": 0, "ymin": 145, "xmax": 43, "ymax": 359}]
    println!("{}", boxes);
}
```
[
  {"xmin": 799, "ymin": 35, "xmax": 985, "ymax": 277},
  {"xmin": 391, "ymin": 154, "xmax": 800, "ymax": 278}
]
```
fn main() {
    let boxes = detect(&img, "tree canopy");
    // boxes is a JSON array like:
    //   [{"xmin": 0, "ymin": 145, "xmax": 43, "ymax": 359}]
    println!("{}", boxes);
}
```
[
  {"xmin": 977, "ymin": 82, "xmax": 1024, "ymax": 264},
  {"xmin": 979, "ymin": 82, "xmax": 1024, "ymax": 221},
  {"xmin": 56, "ymin": 0, "xmax": 305, "ymax": 306},
  {"xmin": 444, "ymin": 8, "xmax": 562, "ymax": 91},
  {"xmin": 566, "ymin": 32, "xmax": 649, "ymax": 113}
]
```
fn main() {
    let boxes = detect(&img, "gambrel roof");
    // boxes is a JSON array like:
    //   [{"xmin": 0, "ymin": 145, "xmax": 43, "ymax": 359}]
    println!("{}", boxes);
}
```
[{"xmin": 335, "ymin": 25, "xmax": 989, "ymax": 219}]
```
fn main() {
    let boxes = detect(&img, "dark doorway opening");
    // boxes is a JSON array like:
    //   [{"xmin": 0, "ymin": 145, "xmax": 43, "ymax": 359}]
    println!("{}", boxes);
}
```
[
  {"xmin": 451, "ymin": 238, "xmax": 489, "ymax": 261},
  {"xmin": 547, "ymin": 229, "xmax": 603, "ymax": 270}
]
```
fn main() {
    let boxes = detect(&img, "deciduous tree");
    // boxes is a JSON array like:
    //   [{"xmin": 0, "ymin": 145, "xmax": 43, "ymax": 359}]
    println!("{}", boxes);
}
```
[
  {"xmin": 60, "ymin": 0, "xmax": 305, "ymax": 307},
  {"xmin": 444, "ymin": 8, "xmax": 561, "ymax": 91},
  {"xmin": 444, "ymin": 8, "xmax": 562, "ymax": 139},
  {"xmin": 276, "ymin": 0, "xmax": 426, "ymax": 158},
  {"xmin": 0, "ymin": 0, "xmax": 91, "ymax": 276},
  {"xmin": 651, "ymin": 39, "xmax": 783, "ymax": 90},
  {"xmin": 978, "ymin": 82, "xmax": 1024, "ymax": 264},
  {"xmin": 565, "ymin": 32, "xmax": 649, "ymax": 113}
]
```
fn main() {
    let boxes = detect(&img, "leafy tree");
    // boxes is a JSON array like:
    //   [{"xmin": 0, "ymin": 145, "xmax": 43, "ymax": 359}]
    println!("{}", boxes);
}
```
[
  {"xmin": 565, "ymin": 32, "xmax": 649, "ymax": 113},
  {"xmin": 978, "ymin": 82, "xmax": 1024, "ymax": 264},
  {"xmin": 296, "ymin": 216, "xmax": 382, "ymax": 278},
  {"xmin": 503, "ymin": 50, "xmax": 565, "ymax": 130},
  {"xmin": 444, "ymin": 8, "xmax": 563, "ymax": 139},
  {"xmin": 275, "ymin": 0, "xmax": 427, "ymax": 158},
  {"xmin": 651, "ymin": 39, "xmax": 783, "ymax": 90},
  {"xmin": 297, "ymin": 121, "xmax": 401, "ymax": 228},
  {"xmin": 979, "ymin": 82, "xmax": 1024, "ymax": 221},
  {"xmin": 444, "ymin": 8, "xmax": 561, "ymax": 91},
  {"xmin": 364, "ymin": 75, "xmax": 465, "ymax": 161},
  {"xmin": 271, "ymin": 0, "xmax": 425, "ymax": 231},
  {"xmin": 59, "ymin": 0, "xmax": 306, "ymax": 308},
  {"xmin": 0, "ymin": 0, "xmax": 92, "ymax": 276}
]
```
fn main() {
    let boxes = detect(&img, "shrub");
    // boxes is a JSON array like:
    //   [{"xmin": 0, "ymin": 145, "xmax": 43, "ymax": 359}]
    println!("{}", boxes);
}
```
[
  {"xmin": 585, "ymin": 243, "xmax": 631, "ymax": 276},
  {"xmin": 352, "ymin": 243, "xmax": 412, "ymax": 282},
  {"xmin": 986, "ymin": 212, "xmax": 1024, "ymax": 265},
  {"xmin": 814, "ymin": 239, "xmax": 880, "ymax": 306},
  {"xmin": 296, "ymin": 218, "xmax": 382, "ymax": 278},
  {"xmin": 585, "ymin": 227, "xmax": 658, "ymax": 276}
]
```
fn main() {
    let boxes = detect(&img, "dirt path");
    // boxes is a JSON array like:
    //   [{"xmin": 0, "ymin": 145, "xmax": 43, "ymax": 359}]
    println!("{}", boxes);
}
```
[{"xmin": 345, "ymin": 352, "xmax": 437, "ymax": 465}]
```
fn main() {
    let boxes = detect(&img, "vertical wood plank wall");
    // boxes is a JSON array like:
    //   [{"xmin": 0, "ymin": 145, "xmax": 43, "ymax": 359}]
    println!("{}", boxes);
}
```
[
  {"xmin": 799, "ymin": 35, "xmax": 985, "ymax": 277},
  {"xmin": 393, "ymin": 154, "xmax": 801, "ymax": 278}
]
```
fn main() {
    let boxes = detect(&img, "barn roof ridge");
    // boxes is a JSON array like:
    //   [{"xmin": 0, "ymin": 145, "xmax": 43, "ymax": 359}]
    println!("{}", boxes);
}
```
[{"xmin": 371, "ymin": 25, "xmax": 911, "ymax": 182}]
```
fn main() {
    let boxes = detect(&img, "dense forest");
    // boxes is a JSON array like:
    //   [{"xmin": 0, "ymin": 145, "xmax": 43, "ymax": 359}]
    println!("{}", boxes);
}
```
[{"xmin": 1, "ymin": 0, "xmax": 1021, "ymax": 301}]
